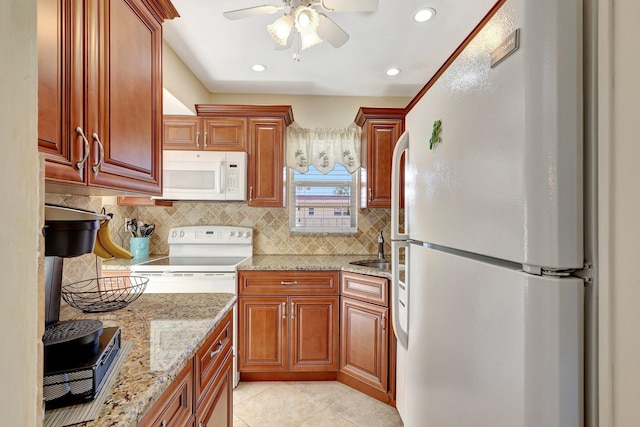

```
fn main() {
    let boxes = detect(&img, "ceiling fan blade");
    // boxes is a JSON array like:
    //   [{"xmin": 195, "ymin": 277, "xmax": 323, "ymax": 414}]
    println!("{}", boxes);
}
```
[
  {"xmin": 317, "ymin": 13, "xmax": 349, "ymax": 48},
  {"xmin": 319, "ymin": 0, "xmax": 378, "ymax": 12},
  {"xmin": 223, "ymin": 4, "xmax": 283, "ymax": 20}
]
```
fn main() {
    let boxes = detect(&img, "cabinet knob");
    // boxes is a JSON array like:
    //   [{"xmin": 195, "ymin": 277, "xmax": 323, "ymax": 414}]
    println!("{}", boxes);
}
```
[
  {"xmin": 91, "ymin": 132, "xmax": 104, "ymax": 173},
  {"xmin": 75, "ymin": 127, "xmax": 91, "ymax": 170}
]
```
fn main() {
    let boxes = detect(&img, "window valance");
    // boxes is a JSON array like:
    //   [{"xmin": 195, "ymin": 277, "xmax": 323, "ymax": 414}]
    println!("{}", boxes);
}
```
[{"xmin": 285, "ymin": 123, "xmax": 361, "ymax": 174}]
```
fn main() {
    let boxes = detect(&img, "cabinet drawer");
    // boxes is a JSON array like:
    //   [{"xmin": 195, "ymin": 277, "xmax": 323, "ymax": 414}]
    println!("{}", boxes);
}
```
[
  {"xmin": 195, "ymin": 311, "xmax": 233, "ymax": 405},
  {"xmin": 138, "ymin": 361, "xmax": 193, "ymax": 427},
  {"xmin": 341, "ymin": 272, "xmax": 388, "ymax": 306},
  {"xmin": 239, "ymin": 271, "xmax": 339, "ymax": 296}
]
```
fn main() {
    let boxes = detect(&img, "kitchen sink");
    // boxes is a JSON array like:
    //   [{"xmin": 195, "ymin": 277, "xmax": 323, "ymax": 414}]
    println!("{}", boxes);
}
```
[{"xmin": 349, "ymin": 260, "xmax": 391, "ymax": 270}]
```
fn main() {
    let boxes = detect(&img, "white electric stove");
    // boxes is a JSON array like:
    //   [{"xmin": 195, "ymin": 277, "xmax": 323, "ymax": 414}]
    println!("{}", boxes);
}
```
[{"xmin": 130, "ymin": 225, "xmax": 252, "ymax": 387}]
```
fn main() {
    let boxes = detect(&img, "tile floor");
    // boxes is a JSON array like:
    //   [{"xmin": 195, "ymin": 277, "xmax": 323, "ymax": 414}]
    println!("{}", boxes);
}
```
[{"xmin": 233, "ymin": 381, "xmax": 404, "ymax": 427}]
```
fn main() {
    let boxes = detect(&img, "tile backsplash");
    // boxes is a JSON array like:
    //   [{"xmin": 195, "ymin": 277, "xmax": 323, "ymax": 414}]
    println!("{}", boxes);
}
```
[
  {"xmin": 103, "ymin": 201, "xmax": 391, "ymax": 257},
  {"xmin": 46, "ymin": 195, "xmax": 393, "ymax": 284}
]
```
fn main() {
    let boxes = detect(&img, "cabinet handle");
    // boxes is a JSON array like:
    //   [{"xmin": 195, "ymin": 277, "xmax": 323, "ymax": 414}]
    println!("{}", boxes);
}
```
[
  {"xmin": 369, "ymin": 188, "xmax": 373, "ymax": 202},
  {"xmin": 91, "ymin": 133, "xmax": 104, "ymax": 173},
  {"xmin": 161, "ymin": 420, "xmax": 167, "ymax": 427},
  {"xmin": 196, "ymin": 131, "xmax": 200, "ymax": 147},
  {"xmin": 280, "ymin": 281, "xmax": 298, "ymax": 286},
  {"xmin": 210, "ymin": 340, "xmax": 224, "ymax": 358},
  {"xmin": 282, "ymin": 301, "xmax": 287, "ymax": 319},
  {"xmin": 75, "ymin": 127, "xmax": 91, "ymax": 170},
  {"xmin": 291, "ymin": 302, "xmax": 295, "ymax": 319},
  {"xmin": 249, "ymin": 186, "xmax": 253, "ymax": 201},
  {"xmin": 204, "ymin": 132, "xmax": 208, "ymax": 148},
  {"xmin": 381, "ymin": 312, "xmax": 386, "ymax": 332}
]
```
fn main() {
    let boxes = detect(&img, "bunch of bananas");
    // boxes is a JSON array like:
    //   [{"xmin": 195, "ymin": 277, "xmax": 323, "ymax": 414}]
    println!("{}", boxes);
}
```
[{"xmin": 93, "ymin": 218, "xmax": 133, "ymax": 259}]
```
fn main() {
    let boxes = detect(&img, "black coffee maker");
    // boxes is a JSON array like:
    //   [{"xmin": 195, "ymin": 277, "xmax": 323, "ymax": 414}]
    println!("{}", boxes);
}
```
[{"xmin": 42, "ymin": 204, "xmax": 122, "ymax": 408}]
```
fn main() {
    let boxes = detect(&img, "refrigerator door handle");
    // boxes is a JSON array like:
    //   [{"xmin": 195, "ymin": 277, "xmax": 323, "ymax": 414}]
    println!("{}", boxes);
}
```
[
  {"xmin": 392, "ymin": 240, "xmax": 409, "ymax": 350},
  {"xmin": 391, "ymin": 131, "xmax": 409, "ymax": 241}
]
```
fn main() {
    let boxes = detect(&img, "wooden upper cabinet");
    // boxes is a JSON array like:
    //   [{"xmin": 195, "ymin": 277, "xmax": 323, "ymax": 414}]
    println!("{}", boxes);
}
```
[
  {"xmin": 248, "ymin": 118, "xmax": 284, "ymax": 206},
  {"xmin": 163, "ymin": 116, "xmax": 202, "ymax": 150},
  {"xmin": 38, "ymin": 0, "xmax": 178, "ymax": 196},
  {"xmin": 355, "ymin": 107, "xmax": 406, "ymax": 208},
  {"xmin": 163, "ymin": 116, "xmax": 247, "ymax": 151}
]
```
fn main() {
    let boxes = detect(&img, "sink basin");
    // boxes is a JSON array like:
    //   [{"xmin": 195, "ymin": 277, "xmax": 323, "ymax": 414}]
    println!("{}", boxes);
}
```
[{"xmin": 349, "ymin": 260, "xmax": 391, "ymax": 270}]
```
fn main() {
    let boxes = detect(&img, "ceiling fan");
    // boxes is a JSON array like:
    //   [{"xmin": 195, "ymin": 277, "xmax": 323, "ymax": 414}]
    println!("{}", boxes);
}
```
[{"xmin": 223, "ymin": 0, "xmax": 379, "ymax": 60}]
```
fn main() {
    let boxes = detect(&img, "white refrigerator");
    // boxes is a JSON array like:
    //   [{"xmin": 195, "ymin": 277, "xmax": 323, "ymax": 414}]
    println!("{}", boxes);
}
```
[{"xmin": 390, "ymin": 0, "xmax": 586, "ymax": 426}]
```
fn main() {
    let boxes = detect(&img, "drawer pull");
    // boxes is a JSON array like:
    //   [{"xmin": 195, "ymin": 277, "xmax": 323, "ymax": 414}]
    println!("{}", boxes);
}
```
[
  {"xmin": 210, "ymin": 340, "xmax": 224, "ymax": 359},
  {"xmin": 280, "ymin": 281, "xmax": 298, "ymax": 285}
]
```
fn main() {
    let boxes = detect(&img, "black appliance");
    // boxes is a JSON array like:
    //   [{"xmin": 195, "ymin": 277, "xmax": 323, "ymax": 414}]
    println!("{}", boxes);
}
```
[{"xmin": 42, "ymin": 204, "xmax": 121, "ymax": 408}]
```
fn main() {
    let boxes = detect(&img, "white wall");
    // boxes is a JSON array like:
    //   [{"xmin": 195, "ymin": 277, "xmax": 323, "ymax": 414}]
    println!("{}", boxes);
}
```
[
  {"xmin": 599, "ymin": 0, "xmax": 640, "ymax": 425},
  {"xmin": 163, "ymin": 41, "xmax": 211, "ymax": 114},
  {"xmin": 0, "ymin": 0, "xmax": 41, "ymax": 425}
]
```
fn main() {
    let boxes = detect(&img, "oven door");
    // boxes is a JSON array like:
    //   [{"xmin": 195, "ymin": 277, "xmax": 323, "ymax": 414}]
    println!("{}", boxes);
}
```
[{"xmin": 135, "ymin": 271, "xmax": 237, "ymax": 294}]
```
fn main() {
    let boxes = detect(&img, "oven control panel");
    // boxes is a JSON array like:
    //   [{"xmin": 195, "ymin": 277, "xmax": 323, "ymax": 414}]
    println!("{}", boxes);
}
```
[{"xmin": 168, "ymin": 225, "xmax": 253, "ymax": 245}]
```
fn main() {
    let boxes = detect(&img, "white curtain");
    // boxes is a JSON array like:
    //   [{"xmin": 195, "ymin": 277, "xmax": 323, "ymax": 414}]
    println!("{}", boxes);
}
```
[{"xmin": 286, "ymin": 123, "xmax": 361, "ymax": 174}]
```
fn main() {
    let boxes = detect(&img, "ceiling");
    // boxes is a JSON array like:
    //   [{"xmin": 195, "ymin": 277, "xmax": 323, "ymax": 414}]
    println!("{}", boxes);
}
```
[{"xmin": 163, "ymin": 0, "xmax": 498, "ymax": 99}]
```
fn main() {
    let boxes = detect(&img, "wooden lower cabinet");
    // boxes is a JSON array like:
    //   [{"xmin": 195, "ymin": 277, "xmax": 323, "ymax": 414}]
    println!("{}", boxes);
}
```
[
  {"xmin": 195, "ymin": 351, "xmax": 233, "ymax": 427},
  {"xmin": 139, "ymin": 310, "xmax": 233, "ymax": 427},
  {"xmin": 338, "ymin": 272, "xmax": 395, "ymax": 405},
  {"xmin": 340, "ymin": 297, "xmax": 389, "ymax": 391},
  {"xmin": 238, "ymin": 296, "xmax": 339, "ymax": 374},
  {"xmin": 237, "ymin": 271, "xmax": 339, "ymax": 380}
]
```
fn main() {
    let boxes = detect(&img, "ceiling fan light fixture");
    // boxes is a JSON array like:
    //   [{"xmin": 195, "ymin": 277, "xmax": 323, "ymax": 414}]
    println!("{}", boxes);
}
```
[
  {"xmin": 267, "ymin": 14, "xmax": 294, "ymax": 46},
  {"xmin": 294, "ymin": 6, "xmax": 320, "ymax": 33},
  {"xmin": 300, "ymin": 31, "xmax": 323, "ymax": 50}
]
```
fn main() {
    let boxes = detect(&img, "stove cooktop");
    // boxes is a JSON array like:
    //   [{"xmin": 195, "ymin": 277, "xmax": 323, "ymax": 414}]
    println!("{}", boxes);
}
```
[{"xmin": 131, "ymin": 256, "xmax": 249, "ymax": 271}]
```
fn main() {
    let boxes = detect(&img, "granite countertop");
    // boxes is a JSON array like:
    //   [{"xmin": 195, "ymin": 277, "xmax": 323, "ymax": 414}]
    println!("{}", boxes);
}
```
[
  {"xmin": 103, "ymin": 254, "xmax": 392, "ymax": 278},
  {"xmin": 55, "ymin": 293, "xmax": 236, "ymax": 426}
]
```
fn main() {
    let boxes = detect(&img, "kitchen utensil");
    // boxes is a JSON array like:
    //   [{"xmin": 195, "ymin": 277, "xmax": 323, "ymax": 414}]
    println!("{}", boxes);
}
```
[
  {"xmin": 128, "ymin": 219, "xmax": 138, "ymax": 237},
  {"xmin": 143, "ymin": 224, "xmax": 155, "ymax": 237},
  {"xmin": 138, "ymin": 223, "xmax": 148, "ymax": 237}
]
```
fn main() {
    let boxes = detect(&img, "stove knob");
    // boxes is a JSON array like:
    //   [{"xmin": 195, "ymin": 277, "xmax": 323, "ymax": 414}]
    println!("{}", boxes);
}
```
[
  {"xmin": 179, "ymin": 231, "xmax": 185, "ymax": 237},
  {"xmin": 171, "ymin": 231, "xmax": 177, "ymax": 238},
  {"xmin": 244, "ymin": 231, "xmax": 251, "ymax": 238},
  {"xmin": 229, "ymin": 231, "xmax": 235, "ymax": 237}
]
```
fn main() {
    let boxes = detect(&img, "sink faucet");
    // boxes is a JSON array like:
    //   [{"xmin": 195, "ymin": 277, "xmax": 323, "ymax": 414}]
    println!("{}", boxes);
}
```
[{"xmin": 377, "ymin": 231, "xmax": 386, "ymax": 261}]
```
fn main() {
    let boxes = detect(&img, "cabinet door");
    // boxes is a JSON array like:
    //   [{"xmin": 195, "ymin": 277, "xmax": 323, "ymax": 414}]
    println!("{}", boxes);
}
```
[
  {"xmin": 340, "ymin": 297, "xmax": 389, "ymax": 392},
  {"xmin": 202, "ymin": 117, "xmax": 247, "ymax": 151},
  {"xmin": 248, "ymin": 118, "xmax": 284, "ymax": 206},
  {"xmin": 164, "ymin": 116, "xmax": 202, "ymax": 150},
  {"xmin": 85, "ymin": 0, "xmax": 162, "ymax": 195},
  {"xmin": 364, "ymin": 120, "xmax": 403, "ymax": 208},
  {"xmin": 195, "ymin": 350, "xmax": 233, "ymax": 427},
  {"xmin": 290, "ymin": 296, "xmax": 339, "ymax": 371},
  {"xmin": 37, "ymin": 0, "xmax": 85, "ymax": 184},
  {"xmin": 138, "ymin": 361, "xmax": 194, "ymax": 427},
  {"xmin": 238, "ymin": 297, "xmax": 288, "ymax": 372}
]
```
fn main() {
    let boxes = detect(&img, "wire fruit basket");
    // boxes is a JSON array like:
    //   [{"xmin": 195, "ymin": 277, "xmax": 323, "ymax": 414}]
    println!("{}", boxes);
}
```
[{"xmin": 61, "ymin": 276, "xmax": 148, "ymax": 313}]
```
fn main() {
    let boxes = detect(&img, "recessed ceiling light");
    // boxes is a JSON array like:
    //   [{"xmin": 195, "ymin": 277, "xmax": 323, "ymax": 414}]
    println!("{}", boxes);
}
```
[
  {"xmin": 385, "ymin": 67, "xmax": 401, "ymax": 77},
  {"xmin": 414, "ymin": 7, "xmax": 436, "ymax": 23},
  {"xmin": 251, "ymin": 64, "xmax": 266, "ymax": 72}
]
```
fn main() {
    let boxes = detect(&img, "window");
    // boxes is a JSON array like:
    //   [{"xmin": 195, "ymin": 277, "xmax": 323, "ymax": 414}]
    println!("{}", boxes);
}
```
[{"xmin": 289, "ymin": 164, "xmax": 358, "ymax": 233}]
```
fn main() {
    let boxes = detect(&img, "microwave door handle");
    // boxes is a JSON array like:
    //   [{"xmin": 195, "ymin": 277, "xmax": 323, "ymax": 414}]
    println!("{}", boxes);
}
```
[
  {"xmin": 220, "ymin": 161, "xmax": 226, "ymax": 194},
  {"xmin": 217, "ymin": 162, "xmax": 224, "ymax": 194}
]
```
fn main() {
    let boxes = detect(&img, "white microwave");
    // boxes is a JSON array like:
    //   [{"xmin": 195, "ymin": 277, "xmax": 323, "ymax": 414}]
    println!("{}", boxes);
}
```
[{"xmin": 157, "ymin": 151, "xmax": 247, "ymax": 201}]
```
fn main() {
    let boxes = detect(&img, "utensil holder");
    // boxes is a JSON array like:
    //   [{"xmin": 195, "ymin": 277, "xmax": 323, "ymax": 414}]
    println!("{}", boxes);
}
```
[{"xmin": 130, "ymin": 236, "xmax": 150, "ymax": 259}]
